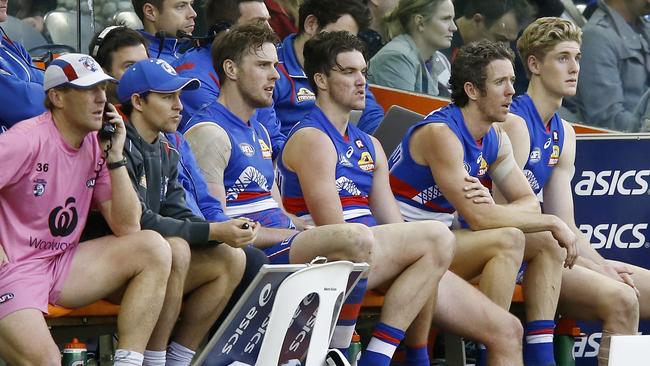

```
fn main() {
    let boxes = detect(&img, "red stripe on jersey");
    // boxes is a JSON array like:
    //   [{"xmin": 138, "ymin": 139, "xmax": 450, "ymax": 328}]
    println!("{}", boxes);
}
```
[
  {"xmin": 231, "ymin": 191, "xmax": 271, "ymax": 202},
  {"xmin": 389, "ymin": 175, "xmax": 453, "ymax": 213},
  {"xmin": 339, "ymin": 195, "xmax": 369, "ymax": 208},
  {"xmin": 283, "ymin": 196, "xmax": 307, "ymax": 215},
  {"xmin": 174, "ymin": 62, "xmax": 195, "ymax": 72}
]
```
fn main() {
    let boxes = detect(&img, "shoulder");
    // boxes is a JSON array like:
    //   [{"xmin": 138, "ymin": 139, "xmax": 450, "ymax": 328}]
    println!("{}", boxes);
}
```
[{"xmin": 560, "ymin": 118, "xmax": 576, "ymax": 141}]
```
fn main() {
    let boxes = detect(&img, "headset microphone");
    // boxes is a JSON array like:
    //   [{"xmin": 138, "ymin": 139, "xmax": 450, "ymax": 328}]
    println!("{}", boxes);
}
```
[{"xmin": 154, "ymin": 31, "xmax": 167, "ymax": 59}]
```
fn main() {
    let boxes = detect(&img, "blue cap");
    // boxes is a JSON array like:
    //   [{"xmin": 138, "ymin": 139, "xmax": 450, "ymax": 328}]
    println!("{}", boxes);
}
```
[{"xmin": 117, "ymin": 58, "xmax": 200, "ymax": 103}]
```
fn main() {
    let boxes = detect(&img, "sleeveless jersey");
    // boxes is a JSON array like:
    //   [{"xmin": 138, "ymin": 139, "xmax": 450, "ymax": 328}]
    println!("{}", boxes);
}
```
[
  {"xmin": 388, "ymin": 104, "xmax": 499, "ymax": 226},
  {"xmin": 509, "ymin": 94, "xmax": 565, "ymax": 196},
  {"xmin": 184, "ymin": 102, "xmax": 277, "ymax": 217},
  {"xmin": 278, "ymin": 107, "xmax": 377, "ymax": 226}
]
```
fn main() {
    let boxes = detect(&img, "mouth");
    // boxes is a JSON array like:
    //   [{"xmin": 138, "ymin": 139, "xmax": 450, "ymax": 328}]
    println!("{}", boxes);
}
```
[
  {"xmin": 263, "ymin": 85, "xmax": 274, "ymax": 94},
  {"xmin": 501, "ymin": 101, "xmax": 511, "ymax": 109}
]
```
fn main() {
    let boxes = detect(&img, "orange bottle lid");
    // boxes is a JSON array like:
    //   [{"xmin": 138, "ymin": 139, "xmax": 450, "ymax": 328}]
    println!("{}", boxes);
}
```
[{"xmin": 64, "ymin": 338, "xmax": 87, "ymax": 349}]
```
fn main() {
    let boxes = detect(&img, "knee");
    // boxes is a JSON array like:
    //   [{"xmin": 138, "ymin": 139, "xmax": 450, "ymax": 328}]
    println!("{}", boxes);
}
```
[
  {"xmin": 217, "ymin": 245, "xmax": 247, "ymax": 290},
  {"xmin": 166, "ymin": 237, "xmax": 192, "ymax": 275},
  {"xmin": 603, "ymin": 284, "xmax": 639, "ymax": 324},
  {"xmin": 422, "ymin": 221, "xmax": 455, "ymax": 267},
  {"xmin": 488, "ymin": 313, "xmax": 523, "ymax": 350},
  {"xmin": 343, "ymin": 223, "xmax": 375, "ymax": 264},
  {"xmin": 531, "ymin": 231, "xmax": 565, "ymax": 263},
  {"xmin": 495, "ymin": 228, "xmax": 526, "ymax": 262},
  {"xmin": 133, "ymin": 230, "xmax": 173, "ymax": 273}
]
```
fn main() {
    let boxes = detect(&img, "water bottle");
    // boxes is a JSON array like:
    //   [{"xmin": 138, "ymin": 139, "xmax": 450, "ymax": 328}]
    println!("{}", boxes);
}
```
[
  {"xmin": 62, "ymin": 338, "xmax": 87, "ymax": 366},
  {"xmin": 347, "ymin": 332, "xmax": 362, "ymax": 365}
]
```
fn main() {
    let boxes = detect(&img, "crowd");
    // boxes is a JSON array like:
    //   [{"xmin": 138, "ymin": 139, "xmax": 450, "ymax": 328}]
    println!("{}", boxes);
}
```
[{"xmin": 1, "ymin": 0, "xmax": 649, "ymax": 365}]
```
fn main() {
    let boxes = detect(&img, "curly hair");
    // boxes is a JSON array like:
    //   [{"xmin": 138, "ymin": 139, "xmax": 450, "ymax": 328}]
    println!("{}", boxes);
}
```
[
  {"xmin": 517, "ymin": 17, "xmax": 582, "ymax": 77},
  {"xmin": 449, "ymin": 40, "xmax": 514, "ymax": 107}
]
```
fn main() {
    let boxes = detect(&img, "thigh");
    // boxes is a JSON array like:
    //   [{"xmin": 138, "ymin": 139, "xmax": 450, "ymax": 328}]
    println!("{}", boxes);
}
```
[
  {"xmin": 184, "ymin": 244, "xmax": 246, "ymax": 293},
  {"xmin": 0, "ymin": 309, "xmax": 59, "ymax": 363},
  {"xmin": 57, "ymin": 231, "xmax": 169, "ymax": 308},
  {"xmin": 288, "ymin": 223, "xmax": 371, "ymax": 264},
  {"xmin": 451, "ymin": 228, "xmax": 520, "ymax": 279},
  {"xmin": 558, "ymin": 265, "xmax": 628, "ymax": 320}
]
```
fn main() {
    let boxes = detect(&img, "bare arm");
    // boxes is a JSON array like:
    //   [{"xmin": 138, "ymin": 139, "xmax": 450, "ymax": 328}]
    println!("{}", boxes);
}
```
[
  {"xmin": 282, "ymin": 127, "xmax": 346, "ymax": 225},
  {"xmin": 367, "ymin": 136, "xmax": 404, "ymax": 224},
  {"xmin": 492, "ymin": 115, "xmax": 532, "ymax": 207},
  {"xmin": 98, "ymin": 104, "xmax": 141, "ymax": 235}
]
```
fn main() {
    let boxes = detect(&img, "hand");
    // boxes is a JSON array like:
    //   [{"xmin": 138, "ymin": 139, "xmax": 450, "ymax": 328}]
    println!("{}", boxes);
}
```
[
  {"xmin": 99, "ymin": 103, "xmax": 127, "ymax": 161},
  {"xmin": 462, "ymin": 176, "xmax": 494, "ymax": 205},
  {"xmin": 287, "ymin": 213, "xmax": 312, "ymax": 231},
  {"xmin": 212, "ymin": 219, "xmax": 260, "ymax": 248},
  {"xmin": 603, "ymin": 260, "xmax": 640, "ymax": 297},
  {"xmin": 551, "ymin": 219, "xmax": 578, "ymax": 268}
]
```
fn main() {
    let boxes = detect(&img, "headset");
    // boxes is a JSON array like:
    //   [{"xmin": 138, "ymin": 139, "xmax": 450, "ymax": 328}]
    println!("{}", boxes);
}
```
[{"xmin": 90, "ymin": 25, "xmax": 123, "ymax": 59}]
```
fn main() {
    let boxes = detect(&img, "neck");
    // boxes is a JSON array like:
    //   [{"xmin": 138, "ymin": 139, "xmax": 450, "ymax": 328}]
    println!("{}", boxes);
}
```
[
  {"xmin": 316, "ymin": 97, "xmax": 350, "ymax": 136},
  {"xmin": 409, "ymin": 31, "xmax": 435, "ymax": 60},
  {"xmin": 143, "ymin": 23, "xmax": 158, "ymax": 35},
  {"xmin": 607, "ymin": 0, "xmax": 639, "ymax": 23},
  {"xmin": 454, "ymin": 17, "xmax": 475, "ymax": 44},
  {"xmin": 218, "ymin": 85, "xmax": 256, "ymax": 124},
  {"xmin": 51, "ymin": 109, "xmax": 87, "ymax": 148},
  {"xmin": 130, "ymin": 112, "xmax": 159, "ymax": 143},
  {"xmin": 293, "ymin": 33, "xmax": 308, "ymax": 68},
  {"xmin": 459, "ymin": 103, "xmax": 493, "ymax": 140},
  {"xmin": 527, "ymin": 79, "xmax": 563, "ymax": 126},
  {"xmin": 369, "ymin": 7, "xmax": 385, "ymax": 37}
]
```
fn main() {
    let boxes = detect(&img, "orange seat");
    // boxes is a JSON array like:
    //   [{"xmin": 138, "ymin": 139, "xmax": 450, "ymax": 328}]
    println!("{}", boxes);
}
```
[
  {"xmin": 46, "ymin": 300, "xmax": 120, "ymax": 319},
  {"xmin": 363, "ymin": 284, "xmax": 525, "ymax": 308}
]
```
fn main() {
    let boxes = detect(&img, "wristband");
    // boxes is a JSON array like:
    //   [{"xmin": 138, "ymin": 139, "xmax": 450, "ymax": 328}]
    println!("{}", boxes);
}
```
[{"xmin": 107, "ymin": 157, "xmax": 127, "ymax": 170}]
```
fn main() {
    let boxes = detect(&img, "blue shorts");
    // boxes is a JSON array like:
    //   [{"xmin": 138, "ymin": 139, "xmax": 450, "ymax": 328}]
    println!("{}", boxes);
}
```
[
  {"xmin": 237, "ymin": 207, "xmax": 297, "ymax": 264},
  {"xmin": 345, "ymin": 214, "xmax": 377, "ymax": 227}
]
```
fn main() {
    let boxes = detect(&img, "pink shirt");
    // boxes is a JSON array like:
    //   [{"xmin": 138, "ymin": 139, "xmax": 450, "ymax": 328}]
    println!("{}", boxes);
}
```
[{"xmin": 0, "ymin": 111, "xmax": 112, "ymax": 262}]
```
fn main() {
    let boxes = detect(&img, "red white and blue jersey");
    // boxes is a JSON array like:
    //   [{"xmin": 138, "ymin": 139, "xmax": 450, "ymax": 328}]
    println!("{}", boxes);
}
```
[
  {"xmin": 274, "ymin": 34, "xmax": 385, "ymax": 135},
  {"xmin": 388, "ymin": 104, "xmax": 499, "ymax": 226},
  {"xmin": 183, "ymin": 101, "xmax": 278, "ymax": 217},
  {"xmin": 278, "ymin": 107, "xmax": 377, "ymax": 226},
  {"xmin": 509, "ymin": 94, "xmax": 565, "ymax": 196}
]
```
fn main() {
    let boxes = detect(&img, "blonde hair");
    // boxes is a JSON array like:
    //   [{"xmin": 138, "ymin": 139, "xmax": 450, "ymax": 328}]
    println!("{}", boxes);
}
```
[
  {"xmin": 383, "ymin": 0, "xmax": 444, "ymax": 39},
  {"xmin": 517, "ymin": 17, "xmax": 582, "ymax": 76}
]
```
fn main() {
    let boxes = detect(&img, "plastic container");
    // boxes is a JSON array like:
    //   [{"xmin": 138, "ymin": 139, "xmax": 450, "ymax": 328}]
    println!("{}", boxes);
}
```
[{"xmin": 62, "ymin": 338, "xmax": 87, "ymax": 366}]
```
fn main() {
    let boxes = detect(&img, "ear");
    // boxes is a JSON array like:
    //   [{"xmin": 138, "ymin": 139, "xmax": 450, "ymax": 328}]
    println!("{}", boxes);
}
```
[
  {"xmin": 313, "ymin": 72, "xmax": 328, "ymax": 93},
  {"xmin": 48, "ymin": 89, "xmax": 65, "ymax": 109},
  {"xmin": 222, "ymin": 59, "xmax": 238, "ymax": 81},
  {"xmin": 471, "ymin": 13, "xmax": 484, "ymax": 26},
  {"xmin": 413, "ymin": 14, "xmax": 425, "ymax": 32},
  {"xmin": 303, "ymin": 14, "xmax": 320, "ymax": 36},
  {"xmin": 463, "ymin": 81, "xmax": 480, "ymax": 102},
  {"xmin": 131, "ymin": 93, "xmax": 145, "ymax": 112},
  {"xmin": 143, "ymin": 3, "xmax": 158, "ymax": 23},
  {"xmin": 527, "ymin": 54, "xmax": 542, "ymax": 76}
]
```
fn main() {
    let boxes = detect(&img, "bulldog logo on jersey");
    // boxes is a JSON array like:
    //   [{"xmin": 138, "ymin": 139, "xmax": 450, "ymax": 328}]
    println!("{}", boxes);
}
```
[
  {"xmin": 259, "ymin": 139, "xmax": 272, "ymax": 159},
  {"xmin": 33, "ymin": 178, "xmax": 47, "ymax": 197},
  {"xmin": 240, "ymin": 143, "xmax": 255, "ymax": 157},
  {"xmin": 358, "ymin": 152, "xmax": 375, "ymax": 172},
  {"xmin": 548, "ymin": 145, "xmax": 560, "ymax": 166},
  {"xmin": 296, "ymin": 87, "xmax": 316, "ymax": 103}
]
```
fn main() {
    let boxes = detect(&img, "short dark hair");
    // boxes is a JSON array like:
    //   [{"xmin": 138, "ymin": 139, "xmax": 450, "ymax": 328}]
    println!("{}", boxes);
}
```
[
  {"xmin": 132, "ymin": 0, "xmax": 165, "ymax": 21},
  {"xmin": 298, "ymin": 0, "xmax": 370, "ymax": 35},
  {"xmin": 303, "ymin": 31, "xmax": 365, "ymax": 95},
  {"xmin": 204, "ymin": 0, "xmax": 264, "ymax": 27},
  {"xmin": 211, "ymin": 22, "xmax": 279, "ymax": 85},
  {"xmin": 449, "ymin": 40, "xmax": 514, "ymax": 107},
  {"xmin": 89, "ymin": 27, "xmax": 149, "ymax": 71},
  {"xmin": 462, "ymin": 0, "xmax": 535, "ymax": 28},
  {"xmin": 121, "ymin": 93, "xmax": 150, "ymax": 117}
]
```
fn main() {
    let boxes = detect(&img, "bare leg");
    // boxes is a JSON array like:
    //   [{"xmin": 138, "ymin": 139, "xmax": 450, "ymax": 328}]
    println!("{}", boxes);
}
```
[
  {"xmin": 147, "ymin": 237, "xmax": 192, "ymax": 350},
  {"xmin": 172, "ymin": 244, "xmax": 246, "ymax": 349},
  {"xmin": 521, "ymin": 232, "xmax": 565, "ymax": 321},
  {"xmin": 288, "ymin": 223, "xmax": 374, "ymax": 264},
  {"xmin": 432, "ymin": 271, "xmax": 523, "ymax": 365},
  {"xmin": 617, "ymin": 262, "xmax": 650, "ymax": 319},
  {"xmin": 57, "ymin": 230, "xmax": 172, "ymax": 352},
  {"xmin": 558, "ymin": 265, "xmax": 639, "ymax": 366},
  {"xmin": 0, "ymin": 309, "xmax": 62, "ymax": 365},
  {"xmin": 368, "ymin": 221, "xmax": 455, "ymax": 330}
]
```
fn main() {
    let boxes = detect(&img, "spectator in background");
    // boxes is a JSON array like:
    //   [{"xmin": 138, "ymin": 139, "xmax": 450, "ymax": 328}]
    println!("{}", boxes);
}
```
[
  {"xmin": 567, "ymin": 0, "xmax": 650, "ymax": 132},
  {"xmin": 131, "ymin": 0, "xmax": 197, "ymax": 62},
  {"xmin": 358, "ymin": 0, "xmax": 398, "ymax": 58},
  {"xmin": 0, "ymin": 0, "xmax": 46, "ymax": 131},
  {"xmin": 367, "ymin": 0, "xmax": 456, "ymax": 97},
  {"xmin": 444, "ymin": 0, "xmax": 535, "ymax": 61},
  {"xmin": 274, "ymin": 0, "xmax": 385, "ymax": 135},
  {"xmin": 265, "ymin": 0, "xmax": 299, "ymax": 39}
]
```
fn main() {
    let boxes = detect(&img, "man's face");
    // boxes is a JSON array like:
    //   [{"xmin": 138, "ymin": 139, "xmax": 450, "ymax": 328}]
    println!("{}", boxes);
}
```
[
  {"xmin": 140, "ymin": 91, "xmax": 184, "ymax": 133},
  {"xmin": 235, "ymin": 42, "xmax": 280, "ymax": 108},
  {"xmin": 322, "ymin": 50, "xmax": 367, "ymax": 111},
  {"xmin": 473, "ymin": 58, "xmax": 515, "ymax": 122},
  {"xmin": 421, "ymin": 0, "xmax": 457, "ymax": 50},
  {"xmin": 56, "ymin": 84, "xmax": 109, "ymax": 132},
  {"xmin": 0, "ymin": 0, "xmax": 8, "ymax": 22},
  {"xmin": 480, "ymin": 11, "xmax": 520, "ymax": 45},
  {"xmin": 319, "ymin": 14, "xmax": 360, "ymax": 35},
  {"xmin": 628, "ymin": 0, "xmax": 650, "ymax": 17},
  {"xmin": 154, "ymin": 0, "xmax": 196, "ymax": 35},
  {"xmin": 105, "ymin": 44, "xmax": 148, "ymax": 102},
  {"xmin": 237, "ymin": 1, "xmax": 271, "ymax": 27},
  {"xmin": 537, "ymin": 41, "xmax": 581, "ymax": 98}
]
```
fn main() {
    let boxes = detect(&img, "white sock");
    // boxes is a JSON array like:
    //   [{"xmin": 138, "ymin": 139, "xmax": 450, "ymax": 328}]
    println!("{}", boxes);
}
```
[
  {"xmin": 114, "ymin": 349, "xmax": 144, "ymax": 366},
  {"xmin": 143, "ymin": 350, "xmax": 166, "ymax": 366},
  {"xmin": 166, "ymin": 341, "xmax": 195, "ymax": 366}
]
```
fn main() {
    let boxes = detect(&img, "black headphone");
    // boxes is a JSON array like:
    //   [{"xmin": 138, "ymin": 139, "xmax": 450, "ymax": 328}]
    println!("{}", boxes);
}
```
[{"xmin": 90, "ymin": 26, "xmax": 123, "ymax": 59}]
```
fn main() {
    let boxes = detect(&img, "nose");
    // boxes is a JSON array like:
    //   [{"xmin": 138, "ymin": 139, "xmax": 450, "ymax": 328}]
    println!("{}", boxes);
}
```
[
  {"xmin": 271, "ymin": 66, "xmax": 280, "ymax": 81},
  {"xmin": 505, "ymin": 79, "xmax": 515, "ymax": 96},
  {"xmin": 188, "ymin": 4, "xmax": 197, "ymax": 18},
  {"xmin": 450, "ymin": 21, "xmax": 458, "ymax": 32},
  {"xmin": 174, "ymin": 95, "xmax": 183, "ymax": 110},
  {"xmin": 570, "ymin": 57, "xmax": 580, "ymax": 75}
]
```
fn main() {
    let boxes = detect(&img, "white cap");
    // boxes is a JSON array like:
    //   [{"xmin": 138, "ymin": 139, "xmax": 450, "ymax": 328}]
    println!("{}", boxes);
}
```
[{"xmin": 44, "ymin": 53, "xmax": 116, "ymax": 90}]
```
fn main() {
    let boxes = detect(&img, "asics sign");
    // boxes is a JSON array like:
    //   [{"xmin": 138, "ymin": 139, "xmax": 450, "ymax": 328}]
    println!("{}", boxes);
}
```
[
  {"xmin": 578, "ymin": 223, "xmax": 648, "ymax": 249},
  {"xmin": 574, "ymin": 170, "xmax": 650, "ymax": 196}
]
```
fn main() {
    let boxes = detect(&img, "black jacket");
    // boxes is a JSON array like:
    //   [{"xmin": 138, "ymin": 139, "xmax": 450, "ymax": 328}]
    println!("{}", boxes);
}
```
[{"xmin": 124, "ymin": 122, "xmax": 212, "ymax": 246}]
